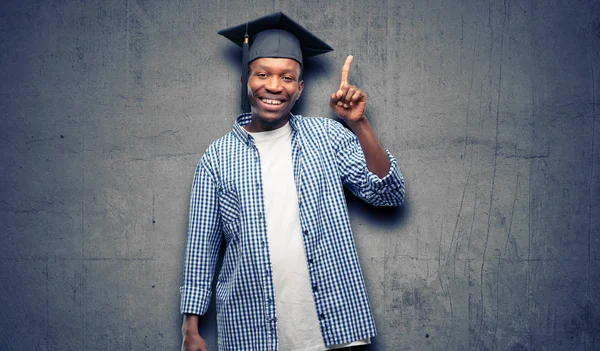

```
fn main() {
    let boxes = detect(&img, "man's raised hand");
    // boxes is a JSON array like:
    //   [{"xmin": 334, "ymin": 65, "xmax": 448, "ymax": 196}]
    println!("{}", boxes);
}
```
[{"xmin": 329, "ymin": 55, "xmax": 368, "ymax": 124}]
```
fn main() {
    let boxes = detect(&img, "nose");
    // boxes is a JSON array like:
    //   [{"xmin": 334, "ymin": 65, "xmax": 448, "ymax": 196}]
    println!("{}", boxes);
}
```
[{"xmin": 265, "ymin": 76, "xmax": 283, "ymax": 93}]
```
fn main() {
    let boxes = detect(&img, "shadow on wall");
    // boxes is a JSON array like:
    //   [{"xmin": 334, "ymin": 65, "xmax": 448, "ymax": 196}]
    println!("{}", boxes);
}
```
[{"xmin": 344, "ymin": 188, "xmax": 409, "ymax": 230}]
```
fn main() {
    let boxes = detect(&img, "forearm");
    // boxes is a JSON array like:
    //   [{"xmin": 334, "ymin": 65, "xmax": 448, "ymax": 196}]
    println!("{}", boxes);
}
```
[
  {"xmin": 346, "ymin": 116, "xmax": 390, "ymax": 178},
  {"xmin": 182, "ymin": 313, "xmax": 200, "ymax": 334}
]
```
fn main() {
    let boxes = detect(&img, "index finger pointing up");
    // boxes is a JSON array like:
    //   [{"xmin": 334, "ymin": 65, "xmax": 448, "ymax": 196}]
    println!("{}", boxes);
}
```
[{"xmin": 340, "ymin": 55, "xmax": 354, "ymax": 88}]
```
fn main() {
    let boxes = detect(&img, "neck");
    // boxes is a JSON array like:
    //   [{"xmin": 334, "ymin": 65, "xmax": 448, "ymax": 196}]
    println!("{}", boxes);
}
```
[{"xmin": 244, "ymin": 112, "xmax": 290, "ymax": 133}]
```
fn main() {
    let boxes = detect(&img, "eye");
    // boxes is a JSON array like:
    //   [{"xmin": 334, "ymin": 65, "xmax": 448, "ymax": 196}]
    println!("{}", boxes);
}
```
[
  {"xmin": 256, "ymin": 73, "xmax": 268, "ymax": 78},
  {"xmin": 282, "ymin": 76, "xmax": 296, "ymax": 82}
]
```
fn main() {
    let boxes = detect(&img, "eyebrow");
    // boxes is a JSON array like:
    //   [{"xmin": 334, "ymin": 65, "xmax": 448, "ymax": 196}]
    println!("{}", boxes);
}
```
[{"xmin": 255, "ymin": 65, "xmax": 298, "ymax": 75}]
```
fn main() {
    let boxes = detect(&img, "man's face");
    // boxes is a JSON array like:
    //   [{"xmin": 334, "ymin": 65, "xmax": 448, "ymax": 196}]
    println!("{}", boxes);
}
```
[{"xmin": 247, "ymin": 57, "xmax": 304, "ymax": 131}]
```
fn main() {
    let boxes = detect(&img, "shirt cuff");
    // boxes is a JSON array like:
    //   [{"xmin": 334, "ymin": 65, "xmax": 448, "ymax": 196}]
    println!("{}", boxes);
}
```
[
  {"xmin": 366, "ymin": 150, "xmax": 405, "ymax": 194},
  {"xmin": 180, "ymin": 285, "xmax": 212, "ymax": 315}
]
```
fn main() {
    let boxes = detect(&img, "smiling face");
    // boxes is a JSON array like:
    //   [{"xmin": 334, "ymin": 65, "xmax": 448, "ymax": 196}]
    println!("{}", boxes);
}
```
[{"xmin": 244, "ymin": 57, "xmax": 304, "ymax": 132}]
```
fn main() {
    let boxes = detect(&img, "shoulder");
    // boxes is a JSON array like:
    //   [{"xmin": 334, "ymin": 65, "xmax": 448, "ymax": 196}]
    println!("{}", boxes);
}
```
[
  {"xmin": 296, "ymin": 115, "xmax": 332, "ymax": 127},
  {"xmin": 295, "ymin": 115, "xmax": 346, "ymax": 135},
  {"xmin": 299, "ymin": 116, "xmax": 355, "ymax": 141},
  {"xmin": 205, "ymin": 131, "xmax": 243, "ymax": 155},
  {"xmin": 197, "ymin": 131, "xmax": 240, "ymax": 168}
]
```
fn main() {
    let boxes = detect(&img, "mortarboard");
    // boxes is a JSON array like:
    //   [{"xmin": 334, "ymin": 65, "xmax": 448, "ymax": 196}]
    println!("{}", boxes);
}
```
[{"xmin": 218, "ymin": 12, "xmax": 334, "ymax": 112}]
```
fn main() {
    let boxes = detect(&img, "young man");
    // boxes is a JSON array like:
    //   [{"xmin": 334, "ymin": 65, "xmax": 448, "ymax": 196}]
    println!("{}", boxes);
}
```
[{"xmin": 180, "ymin": 12, "xmax": 406, "ymax": 351}]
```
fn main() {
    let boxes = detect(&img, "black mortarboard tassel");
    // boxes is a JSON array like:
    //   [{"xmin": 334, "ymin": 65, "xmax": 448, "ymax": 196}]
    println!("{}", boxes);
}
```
[
  {"xmin": 218, "ymin": 12, "xmax": 333, "ymax": 113},
  {"xmin": 241, "ymin": 25, "xmax": 250, "ymax": 111}
]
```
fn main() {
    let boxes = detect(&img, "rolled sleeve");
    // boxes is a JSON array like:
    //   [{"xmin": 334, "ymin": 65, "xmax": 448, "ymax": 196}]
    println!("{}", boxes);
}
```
[
  {"xmin": 180, "ymin": 285, "xmax": 212, "ymax": 315},
  {"xmin": 328, "ymin": 120, "xmax": 406, "ymax": 207},
  {"xmin": 365, "ymin": 150, "xmax": 406, "ymax": 203}
]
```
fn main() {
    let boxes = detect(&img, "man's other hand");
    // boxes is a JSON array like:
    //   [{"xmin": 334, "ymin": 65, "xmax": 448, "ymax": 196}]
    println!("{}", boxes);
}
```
[
  {"xmin": 181, "ymin": 314, "xmax": 208, "ymax": 351},
  {"xmin": 182, "ymin": 331, "xmax": 207, "ymax": 351},
  {"xmin": 329, "ymin": 55, "xmax": 368, "ymax": 126}
]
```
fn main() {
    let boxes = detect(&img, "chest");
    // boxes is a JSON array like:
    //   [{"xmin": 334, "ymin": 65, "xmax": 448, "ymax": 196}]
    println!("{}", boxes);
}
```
[
  {"xmin": 218, "ymin": 133, "xmax": 334, "ymax": 199},
  {"xmin": 215, "ymin": 132, "xmax": 339, "ymax": 233}
]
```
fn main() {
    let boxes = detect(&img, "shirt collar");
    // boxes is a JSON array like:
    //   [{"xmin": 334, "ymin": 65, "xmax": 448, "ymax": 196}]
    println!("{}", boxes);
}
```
[{"xmin": 232, "ymin": 112, "xmax": 300, "ymax": 145}]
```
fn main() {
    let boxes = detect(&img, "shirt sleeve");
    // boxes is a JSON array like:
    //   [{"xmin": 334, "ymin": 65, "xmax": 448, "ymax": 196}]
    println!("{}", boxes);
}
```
[
  {"xmin": 327, "ymin": 119, "xmax": 406, "ymax": 207},
  {"xmin": 180, "ymin": 154, "xmax": 223, "ymax": 315}
]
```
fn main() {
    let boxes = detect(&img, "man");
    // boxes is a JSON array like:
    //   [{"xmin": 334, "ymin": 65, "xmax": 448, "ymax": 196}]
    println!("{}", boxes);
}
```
[{"xmin": 180, "ymin": 12, "xmax": 405, "ymax": 351}]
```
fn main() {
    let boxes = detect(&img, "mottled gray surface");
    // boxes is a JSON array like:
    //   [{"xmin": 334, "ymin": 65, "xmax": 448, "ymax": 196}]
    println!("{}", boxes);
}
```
[{"xmin": 0, "ymin": 0, "xmax": 599, "ymax": 350}]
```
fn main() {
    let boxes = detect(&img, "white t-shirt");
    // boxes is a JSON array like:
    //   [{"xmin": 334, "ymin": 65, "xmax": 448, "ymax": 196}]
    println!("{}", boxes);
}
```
[{"xmin": 249, "ymin": 122, "xmax": 369, "ymax": 351}]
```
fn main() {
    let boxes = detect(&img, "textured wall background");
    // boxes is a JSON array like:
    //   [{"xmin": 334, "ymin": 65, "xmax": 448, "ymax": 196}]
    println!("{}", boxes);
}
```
[{"xmin": 1, "ymin": 0, "xmax": 599, "ymax": 350}]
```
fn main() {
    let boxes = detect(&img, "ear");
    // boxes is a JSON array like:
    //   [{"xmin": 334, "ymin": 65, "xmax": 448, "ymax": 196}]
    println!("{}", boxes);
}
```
[{"xmin": 298, "ymin": 80, "xmax": 304, "ymax": 97}]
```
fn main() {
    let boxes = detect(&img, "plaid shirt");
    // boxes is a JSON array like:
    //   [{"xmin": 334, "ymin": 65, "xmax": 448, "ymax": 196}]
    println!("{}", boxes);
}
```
[{"xmin": 180, "ymin": 113, "xmax": 406, "ymax": 350}]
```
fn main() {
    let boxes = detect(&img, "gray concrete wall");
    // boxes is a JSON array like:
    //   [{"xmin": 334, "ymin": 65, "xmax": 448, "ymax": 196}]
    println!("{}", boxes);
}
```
[{"xmin": 1, "ymin": 0, "xmax": 598, "ymax": 350}]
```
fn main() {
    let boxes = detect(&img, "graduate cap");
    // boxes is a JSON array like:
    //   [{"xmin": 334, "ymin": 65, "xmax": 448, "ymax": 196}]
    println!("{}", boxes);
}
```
[{"xmin": 218, "ymin": 12, "xmax": 333, "ymax": 112}]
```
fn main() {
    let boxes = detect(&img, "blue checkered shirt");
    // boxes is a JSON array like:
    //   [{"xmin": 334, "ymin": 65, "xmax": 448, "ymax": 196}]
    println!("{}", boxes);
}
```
[{"xmin": 180, "ymin": 113, "xmax": 406, "ymax": 350}]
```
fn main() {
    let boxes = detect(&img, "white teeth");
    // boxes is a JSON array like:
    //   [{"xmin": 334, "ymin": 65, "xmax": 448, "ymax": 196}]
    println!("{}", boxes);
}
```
[{"xmin": 261, "ymin": 98, "xmax": 282, "ymax": 105}]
